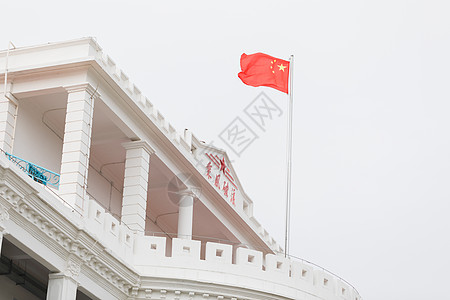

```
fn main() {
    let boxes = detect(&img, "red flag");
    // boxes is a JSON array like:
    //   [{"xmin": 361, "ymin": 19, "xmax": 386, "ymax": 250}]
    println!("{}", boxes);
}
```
[{"xmin": 238, "ymin": 53, "xmax": 290, "ymax": 94}]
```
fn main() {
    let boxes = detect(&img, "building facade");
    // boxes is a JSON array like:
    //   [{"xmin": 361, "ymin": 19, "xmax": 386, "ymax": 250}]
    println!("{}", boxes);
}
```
[{"xmin": 0, "ymin": 38, "xmax": 361, "ymax": 300}]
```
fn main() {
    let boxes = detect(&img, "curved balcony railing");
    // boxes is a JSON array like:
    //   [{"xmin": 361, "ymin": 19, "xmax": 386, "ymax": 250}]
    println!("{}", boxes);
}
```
[
  {"xmin": 144, "ymin": 231, "xmax": 361, "ymax": 297},
  {"xmin": 0, "ymin": 149, "xmax": 60, "ymax": 188},
  {"xmin": 84, "ymin": 194, "xmax": 362, "ymax": 299}
]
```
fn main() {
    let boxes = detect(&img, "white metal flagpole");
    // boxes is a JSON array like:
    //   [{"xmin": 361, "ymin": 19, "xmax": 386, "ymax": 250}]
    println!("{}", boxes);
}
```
[{"xmin": 284, "ymin": 55, "xmax": 294, "ymax": 257}]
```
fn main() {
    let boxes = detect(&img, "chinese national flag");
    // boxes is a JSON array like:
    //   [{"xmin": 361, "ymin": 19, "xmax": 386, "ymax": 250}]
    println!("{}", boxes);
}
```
[{"xmin": 238, "ymin": 53, "xmax": 290, "ymax": 94}]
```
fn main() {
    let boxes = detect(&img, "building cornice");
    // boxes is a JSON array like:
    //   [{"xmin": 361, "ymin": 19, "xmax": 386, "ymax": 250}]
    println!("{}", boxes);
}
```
[{"xmin": 0, "ymin": 37, "xmax": 98, "ymax": 57}]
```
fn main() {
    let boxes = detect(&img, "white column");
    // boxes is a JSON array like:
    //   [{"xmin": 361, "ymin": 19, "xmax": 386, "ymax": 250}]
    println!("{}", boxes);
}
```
[
  {"xmin": 46, "ymin": 273, "xmax": 78, "ymax": 300},
  {"xmin": 177, "ymin": 194, "xmax": 194, "ymax": 239},
  {"xmin": 121, "ymin": 141, "xmax": 154, "ymax": 233},
  {"xmin": 59, "ymin": 84, "xmax": 97, "ymax": 212},
  {"xmin": 0, "ymin": 93, "xmax": 17, "ymax": 153}
]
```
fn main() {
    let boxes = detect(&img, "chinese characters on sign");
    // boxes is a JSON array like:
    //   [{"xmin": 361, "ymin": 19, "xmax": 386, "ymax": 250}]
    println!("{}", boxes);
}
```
[
  {"xmin": 206, "ymin": 162, "xmax": 212, "ymax": 179},
  {"xmin": 204, "ymin": 153, "xmax": 238, "ymax": 206}
]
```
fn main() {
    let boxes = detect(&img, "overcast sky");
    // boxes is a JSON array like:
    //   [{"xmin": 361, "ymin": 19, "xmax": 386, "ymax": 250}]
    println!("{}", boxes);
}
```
[{"xmin": 2, "ymin": 1, "xmax": 450, "ymax": 299}]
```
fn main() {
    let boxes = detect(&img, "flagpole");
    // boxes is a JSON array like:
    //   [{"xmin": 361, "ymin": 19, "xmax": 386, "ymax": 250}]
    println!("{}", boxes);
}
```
[{"xmin": 284, "ymin": 55, "xmax": 294, "ymax": 257}]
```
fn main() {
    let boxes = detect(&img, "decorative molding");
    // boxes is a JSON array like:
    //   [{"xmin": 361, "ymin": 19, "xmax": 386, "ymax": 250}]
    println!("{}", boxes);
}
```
[
  {"xmin": 0, "ymin": 203, "xmax": 8, "ymax": 233},
  {"xmin": 174, "ymin": 290, "xmax": 181, "ymax": 300},
  {"xmin": 63, "ymin": 83, "xmax": 101, "ymax": 99},
  {"xmin": 122, "ymin": 140, "xmax": 156, "ymax": 156},
  {"xmin": 131, "ymin": 286, "xmax": 139, "ymax": 297},
  {"xmin": 0, "ymin": 175, "xmax": 137, "ymax": 296},
  {"xmin": 64, "ymin": 257, "xmax": 81, "ymax": 279},
  {"xmin": 0, "ymin": 203, "xmax": 9, "ymax": 223},
  {"xmin": 0, "ymin": 185, "xmax": 21, "ymax": 208}
]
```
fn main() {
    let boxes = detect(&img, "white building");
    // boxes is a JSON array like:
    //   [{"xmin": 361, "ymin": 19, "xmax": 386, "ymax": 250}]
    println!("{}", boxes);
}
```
[{"xmin": 0, "ymin": 38, "xmax": 361, "ymax": 300}]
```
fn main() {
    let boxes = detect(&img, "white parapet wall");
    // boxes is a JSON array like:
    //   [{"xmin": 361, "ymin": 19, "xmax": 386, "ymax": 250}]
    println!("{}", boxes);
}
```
[{"xmin": 82, "ymin": 199, "xmax": 362, "ymax": 300}]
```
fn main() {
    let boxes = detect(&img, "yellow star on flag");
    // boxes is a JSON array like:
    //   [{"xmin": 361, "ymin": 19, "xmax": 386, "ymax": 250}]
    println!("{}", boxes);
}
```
[{"xmin": 278, "ymin": 64, "xmax": 287, "ymax": 72}]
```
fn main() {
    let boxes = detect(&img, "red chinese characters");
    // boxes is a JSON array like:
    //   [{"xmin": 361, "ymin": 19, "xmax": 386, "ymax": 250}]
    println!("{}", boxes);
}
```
[
  {"xmin": 214, "ymin": 174, "xmax": 221, "ymax": 188},
  {"xmin": 222, "ymin": 182, "xmax": 229, "ymax": 197},
  {"xmin": 230, "ymin": 188, "xmax": 236, "ymax": 206},
  {"xmin": 206, "ymin": 162, "xmax": 212, "ymax": 179},
  {"xmin": 204, "ymin": 153, "xmax": 238, "ymax": 207}
]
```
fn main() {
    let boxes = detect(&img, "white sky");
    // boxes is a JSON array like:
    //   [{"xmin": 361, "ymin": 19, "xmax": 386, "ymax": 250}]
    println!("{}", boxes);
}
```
[{"xmin": 2, "ymin": 1, "xmax": 450, "ymax": 299}]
